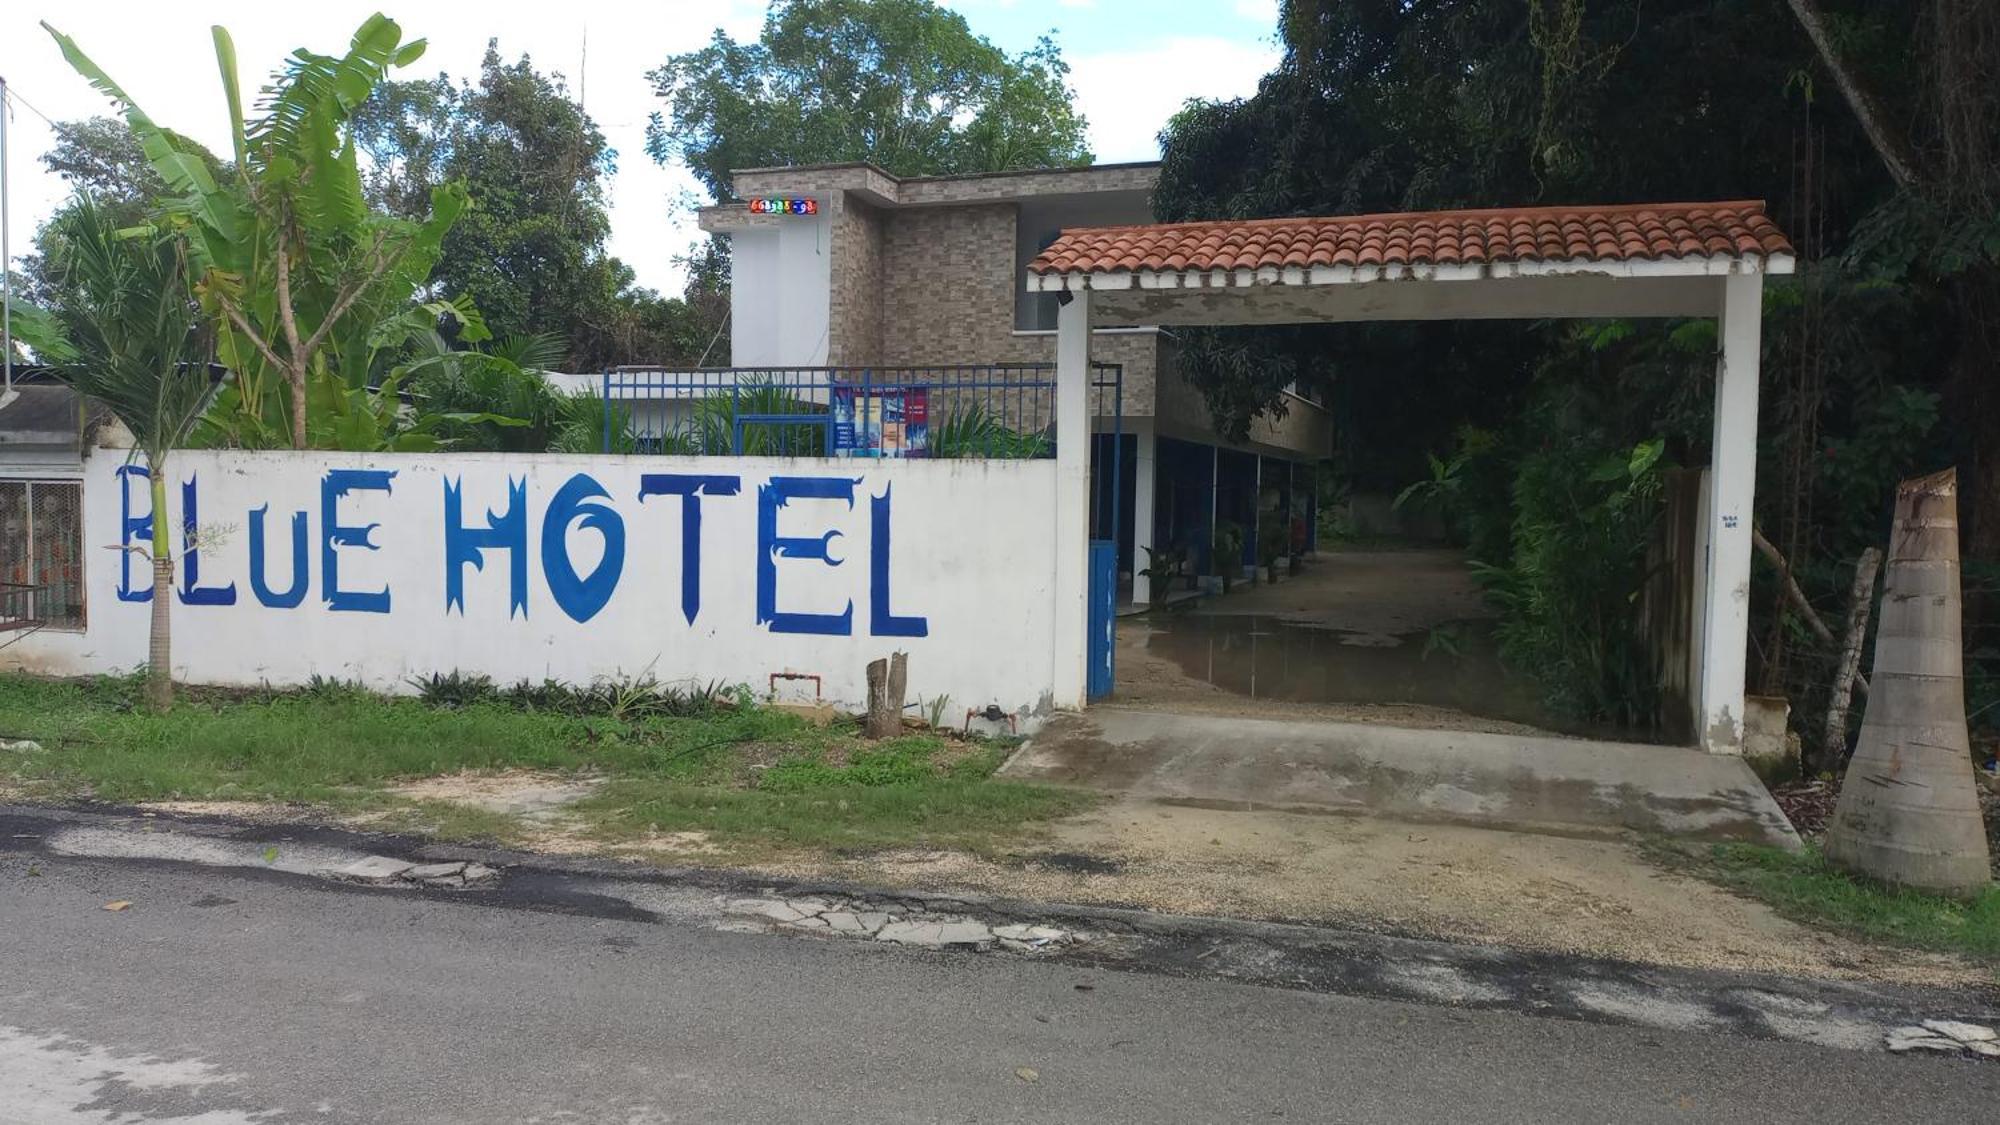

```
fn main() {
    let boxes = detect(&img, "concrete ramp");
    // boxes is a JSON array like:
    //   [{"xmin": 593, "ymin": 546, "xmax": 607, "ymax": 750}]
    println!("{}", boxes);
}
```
[{"xmin": 1004, "ymin": 706, "xmax": 1800, "ymax": 848}]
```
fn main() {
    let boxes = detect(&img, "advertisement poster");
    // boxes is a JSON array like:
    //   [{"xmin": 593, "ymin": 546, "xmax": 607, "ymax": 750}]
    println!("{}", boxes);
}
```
[{"xmin": 831, "ymin": 387, "xmax": 929, "ymax": 458}]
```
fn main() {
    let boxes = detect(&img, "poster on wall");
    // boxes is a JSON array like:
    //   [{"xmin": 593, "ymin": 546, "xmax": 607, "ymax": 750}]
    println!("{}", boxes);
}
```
[{"xmin": 831, "ymin": 387, "xmax": 929, "ymax": 458}]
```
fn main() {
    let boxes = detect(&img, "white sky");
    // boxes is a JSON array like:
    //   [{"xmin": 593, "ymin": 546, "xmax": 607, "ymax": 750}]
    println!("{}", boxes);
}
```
[{"xmin": 2, "ymin": 0, "xmax": 1280, "ymax": 295}]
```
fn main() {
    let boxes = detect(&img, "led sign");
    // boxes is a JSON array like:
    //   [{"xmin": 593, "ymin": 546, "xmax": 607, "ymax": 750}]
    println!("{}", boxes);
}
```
[{"xmin": 747, "ymin": 197, "xmax": 819, "ymax": 215}]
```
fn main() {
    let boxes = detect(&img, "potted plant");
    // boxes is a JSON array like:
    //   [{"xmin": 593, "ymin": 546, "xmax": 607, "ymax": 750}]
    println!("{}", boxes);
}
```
[
  {"xmin": 1257, "ymin": 512, "xmax": 1286, "ymax": 584},
  {"xmin": 1212, "ymin": 520, "xmax": 1243, "ymax": 594},
  {"xmin": 1138, "ymin": 546, "xmax": 1176, "ymax": 607}
]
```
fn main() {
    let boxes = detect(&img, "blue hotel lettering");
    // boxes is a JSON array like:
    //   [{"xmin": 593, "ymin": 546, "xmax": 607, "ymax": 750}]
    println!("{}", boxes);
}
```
[{"xmin": 148, "ymin": 469, "xmax": 928, "ymax": 637}]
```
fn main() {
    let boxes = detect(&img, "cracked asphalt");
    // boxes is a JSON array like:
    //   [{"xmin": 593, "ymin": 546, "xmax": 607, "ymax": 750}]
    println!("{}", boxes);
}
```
[{"xmin": 3, "ymin": 813, "xmax": 1999, "ymax": 1122}]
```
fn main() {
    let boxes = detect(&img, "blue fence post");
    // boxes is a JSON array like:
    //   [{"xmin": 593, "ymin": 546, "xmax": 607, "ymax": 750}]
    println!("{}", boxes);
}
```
[
  {"xmin": 1087, "ymin": 540, "xmax": 1116, "ymax": 700},
  {"xmin": 601, "ymin": 371, "xmax": 612, "ymax": 453}
]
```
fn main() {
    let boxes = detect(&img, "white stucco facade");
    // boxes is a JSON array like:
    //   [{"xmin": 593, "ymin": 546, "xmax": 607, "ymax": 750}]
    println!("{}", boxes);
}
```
[
  {"xmin": 4, "ymin": 449, "xmax": 1074, "ymax": 720},
  {"xmin": 728, "ymin": 211, "xmax": 833, "ymax": 368}
]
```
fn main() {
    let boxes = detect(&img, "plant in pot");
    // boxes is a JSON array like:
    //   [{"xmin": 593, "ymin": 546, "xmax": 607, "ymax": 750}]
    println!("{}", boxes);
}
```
[
  {"xmin": 1212, "ymin": 520, "xmax": 1243, "ymax": 594},
  {"xmin": 1138, "ymin": 545, "xmax": 1177, "ymax": 607},
  {"xmin": 1257, "ymin": 512, "xmax": 1287, "ymax": 585}
]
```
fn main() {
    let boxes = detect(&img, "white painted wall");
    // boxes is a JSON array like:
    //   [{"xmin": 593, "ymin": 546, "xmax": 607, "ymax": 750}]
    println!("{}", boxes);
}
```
[
  {"xmin": 729, "ymin": 214, "xmax": 833, "ymax": 368},
  {"xmin": 6, "ymin": 451, "xmax": 1063, "ymax": 723}
]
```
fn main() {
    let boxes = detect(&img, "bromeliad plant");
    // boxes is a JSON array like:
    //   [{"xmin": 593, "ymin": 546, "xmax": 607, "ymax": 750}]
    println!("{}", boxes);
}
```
[
  {"xmin": 44, "ymin": 197, "xmax": 220, "ymax": 712},
  {"xmin": 45, "ymin": 15, "xmax": 465, "ymax": 450}
]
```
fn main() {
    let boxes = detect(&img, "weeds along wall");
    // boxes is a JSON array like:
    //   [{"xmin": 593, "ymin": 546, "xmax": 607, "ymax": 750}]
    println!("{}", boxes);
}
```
[{"xmin": 7, "ymin": 450, "xmax": 1064, "ymax": 723}]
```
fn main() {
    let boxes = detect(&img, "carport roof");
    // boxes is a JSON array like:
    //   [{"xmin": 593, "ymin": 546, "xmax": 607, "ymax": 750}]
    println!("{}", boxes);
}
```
[{"xmin": 1025, "ymin": 200, "xmax": 1794, "ymax": 292}]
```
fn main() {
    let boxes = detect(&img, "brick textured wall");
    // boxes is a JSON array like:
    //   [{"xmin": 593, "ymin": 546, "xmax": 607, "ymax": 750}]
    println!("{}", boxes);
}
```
[
  {"xmin": 702, "ymin": 164, "xmax": 1331, "ymax": 460},
  {"xmin": 876, "ymin": 204, "xmax": 1160, "ymax": 408},
  {"xmin": 829, "ymin": 198, "xmax": 884, "ymax": 366}
]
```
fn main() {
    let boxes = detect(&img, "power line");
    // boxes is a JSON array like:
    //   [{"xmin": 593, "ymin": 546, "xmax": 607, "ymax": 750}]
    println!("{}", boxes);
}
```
[{"xmin": 1, "ymin": 83, "xmax": 61, "ymax": 129}]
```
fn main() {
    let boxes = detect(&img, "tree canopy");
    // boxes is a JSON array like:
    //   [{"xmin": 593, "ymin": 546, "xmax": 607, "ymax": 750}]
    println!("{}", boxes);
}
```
[
  {"xmin": 355, "ymin": 44, "xmax": 720, "ymax": 370},
  {"xmin": 1155, "ymin": 0, "xmax": 2000, "ymax": 734},
  {"xmin": 356, "ymin": 43, "xmax": 732, "ymax": 368},
  {"xmin": 646, "ymin": 0, "xmax": 1093, "ymax": 200}
]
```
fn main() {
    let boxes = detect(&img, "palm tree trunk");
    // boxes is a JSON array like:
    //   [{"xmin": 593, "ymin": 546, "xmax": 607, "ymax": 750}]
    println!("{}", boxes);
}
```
[
  {"xmin": 146, "ymin": 470, "xmax": 174, "ymax": 712},
  {"xmin": 1824, "ymin": 469, "xmax": 1990, "ymax": 895}
]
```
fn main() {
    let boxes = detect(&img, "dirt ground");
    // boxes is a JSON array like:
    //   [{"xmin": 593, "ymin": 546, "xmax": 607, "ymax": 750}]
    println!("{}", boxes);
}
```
[
  {"xmin": 107, "ymin": 769, "xmax": 1990, "ymax": 990},
  {"xmin": 785, "ymin": 800, "xmax": 1989, "ymax": 990}
]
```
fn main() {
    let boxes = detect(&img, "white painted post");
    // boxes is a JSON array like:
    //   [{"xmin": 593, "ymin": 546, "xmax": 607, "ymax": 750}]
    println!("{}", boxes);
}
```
[
  {"xmin": 1209, "ymin": 446, "xmax": 1220, "ymax": 536},
  {"xmin": 1251, "ymin": 455, "xmax": 1263, "ymax": 578},
  {"xmin": 1132, "ymin": 427, "xmax": 1157, "ymax": 607},
  {"xmin": 1052, "ymin": 289, "xmax": 1093, "ymax": 708},
  {"xmin": 1698, "ymin": 272, "xmax": 1763, "ymax": 753}
]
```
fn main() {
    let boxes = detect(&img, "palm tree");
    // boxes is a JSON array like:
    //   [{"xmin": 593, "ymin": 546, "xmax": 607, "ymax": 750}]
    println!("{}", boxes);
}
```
[
  {"xmin": 1824, "ymin": 469, "xmax": 1992, "ymax": 895},
  {"xmin": 46, "ymin": 196, "xmax": 219, "ymax": 711}
]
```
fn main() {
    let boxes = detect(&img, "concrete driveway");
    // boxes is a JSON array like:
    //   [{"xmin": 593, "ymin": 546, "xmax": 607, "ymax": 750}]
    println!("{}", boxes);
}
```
[{"xmin": 1003, "ymin": 705, "xmax": 1799, "ymax": 847}]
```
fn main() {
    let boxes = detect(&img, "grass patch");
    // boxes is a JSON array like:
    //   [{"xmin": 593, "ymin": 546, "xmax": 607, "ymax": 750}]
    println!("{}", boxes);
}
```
[
  {"xmin": 0, "ymin": 672, "xmax": 1090, "ymax": 854},
  {"xmin": 575, "ymin": 737, "xmax": 1092, "ymax": 854},
  {"xmin": 1686, "ymin": 842, "xmax": 2000, "ymax": 961}
]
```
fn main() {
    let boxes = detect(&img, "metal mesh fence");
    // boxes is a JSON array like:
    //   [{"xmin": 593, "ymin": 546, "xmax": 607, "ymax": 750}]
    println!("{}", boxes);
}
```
[{"xmin": 0, "ymin": 478, "xmax": 85, "ymax": 632}]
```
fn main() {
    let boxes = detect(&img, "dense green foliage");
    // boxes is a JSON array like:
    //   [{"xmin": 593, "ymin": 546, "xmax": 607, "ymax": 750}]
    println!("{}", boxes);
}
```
[
  {"xmin": 17, "ymin": 118, "xmax": 230, "ymax": 363},
  {"xmin": 399, "ymin": 333, "xmax": 628, "ymax": 454},
  {"xmin": 1157, "ymin": 0, "xmax": 2000, "ymax": 737},
  {"xmin": 45, "ymin": 15, "xmax": 467, "ymax": 449},
  {"xmin": 40, "ymin": 197, "xmax": 218, "ymax": 709},
  {"xmin": 355, "ymin": 45, "xmax": 727, "ymax": 371},
  {"xmin": 41, "ymin": 199, "xmax": 216, "ymax": 463},
  {"xmin": 646, "ymin": 0, "xmax": 1092, "ymax": 200}
]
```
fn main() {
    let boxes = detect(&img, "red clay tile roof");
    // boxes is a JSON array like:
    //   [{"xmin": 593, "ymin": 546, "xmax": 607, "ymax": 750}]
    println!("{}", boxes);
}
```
[{"xmin": 1026, "ymin": 201, "xmax": 1792, "ymax": 277}]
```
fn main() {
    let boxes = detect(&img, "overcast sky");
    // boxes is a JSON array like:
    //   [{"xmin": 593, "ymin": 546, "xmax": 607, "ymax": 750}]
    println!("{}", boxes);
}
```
[{"xmin": 1, "ymin": 0, "xmax": 1281, "ymax": 295}]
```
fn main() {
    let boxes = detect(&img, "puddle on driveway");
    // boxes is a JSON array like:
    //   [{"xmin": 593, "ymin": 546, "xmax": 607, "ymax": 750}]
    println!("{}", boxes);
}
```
[{"xmin": 1144, "ymin": 615, "xmax": 1642, "ymax": 741}]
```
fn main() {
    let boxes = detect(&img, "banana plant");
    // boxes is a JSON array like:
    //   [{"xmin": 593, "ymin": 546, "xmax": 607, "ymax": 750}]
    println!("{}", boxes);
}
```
[{"xmin": 43, "ymin": 15, "xmax": 464, "ymax": 449}]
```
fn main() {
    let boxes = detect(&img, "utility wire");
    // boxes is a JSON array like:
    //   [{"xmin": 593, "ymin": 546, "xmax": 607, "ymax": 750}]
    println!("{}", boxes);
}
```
[{"xmin": 1, "ymin": 83, "xmax": 60, "ymax": 128}]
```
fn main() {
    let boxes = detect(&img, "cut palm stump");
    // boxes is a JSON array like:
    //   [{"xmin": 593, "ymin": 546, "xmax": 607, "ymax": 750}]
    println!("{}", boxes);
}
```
[
  {"xmin": 1824, "ymin": 469, "xmax": 1992, "ymax": 895},
  {"xmin": 865, "ymin": 652, "xmax": 909, "ymax": 739}
]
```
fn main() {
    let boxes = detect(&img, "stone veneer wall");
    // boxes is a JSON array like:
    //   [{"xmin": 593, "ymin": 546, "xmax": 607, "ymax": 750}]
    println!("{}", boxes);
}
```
[
  {"xmin": 710, "ymin": 164, "xmax": 1329, "ymax": 458},
  {"xmin": 829, "ymin": 197, "xmax": 885, "ymax": 367},
  {"xmin": 875, "ymin": 204, "xmax": 1161, "ymax": 413}
]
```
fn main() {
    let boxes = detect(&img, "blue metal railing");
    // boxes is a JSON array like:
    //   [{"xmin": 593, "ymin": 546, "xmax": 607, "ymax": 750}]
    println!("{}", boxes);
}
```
[{"xmin": 598, "ymin": 364, "xmax": 1122, "ymax": 459}]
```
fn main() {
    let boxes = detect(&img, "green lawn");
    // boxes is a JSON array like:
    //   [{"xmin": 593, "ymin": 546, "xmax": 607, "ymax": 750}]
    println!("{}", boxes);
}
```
[
  {"xmin": 1689, "ymin": 842, "xmax": 2000, "ymax": 961},
  {"xmin": 0, "ymin": 673, "xmax": 1093, "ymax": 854}
]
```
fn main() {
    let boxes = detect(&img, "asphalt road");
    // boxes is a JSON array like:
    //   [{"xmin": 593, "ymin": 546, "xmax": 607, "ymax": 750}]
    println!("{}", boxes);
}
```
[{"xmin": 3, "ymin": 851, "xmax": 1997, "ymax": 1124}]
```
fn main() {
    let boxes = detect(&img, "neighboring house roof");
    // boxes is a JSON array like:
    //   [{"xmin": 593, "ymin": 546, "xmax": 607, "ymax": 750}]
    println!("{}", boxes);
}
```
[
  {"xmin": 701, "ymin": 161, "xmax": 1160, "ymax": 232},
  {"xmin": 726, "ymin": 159, "xmax": 1162, "ymax": 184},
  {"xmin": 0, "ymin": 383, "xmax": 79, "ymax": 435},
  {"xmin": 1027, "ymin": 201, "xmax": 1794, "ymax": 279},
  {"xmin": 0, "ymin": 382, "xmax": 86, "ymax": 463}
]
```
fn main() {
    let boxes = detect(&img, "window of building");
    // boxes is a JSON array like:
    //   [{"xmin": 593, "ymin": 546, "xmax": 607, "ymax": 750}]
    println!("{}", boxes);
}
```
[{"xmin": 0, "ymin": 479, "xmax": 86, "ymax": 631}]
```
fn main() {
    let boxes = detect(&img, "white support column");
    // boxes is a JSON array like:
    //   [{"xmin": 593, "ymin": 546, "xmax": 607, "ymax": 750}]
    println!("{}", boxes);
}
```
[
  {"xmin": 1051, "ymin": 289, "xmax": 1093, "ymax": 709},
  {"xmin": 1698, "ymin": 271, "xmax": 1763, "ymax": 753},
  {"xmin": 1250, "ymin": 455, "xmax": 1263, "ymax": 577},
  {"xmin": 1209, "ymin": 446, "xmax": 1220, "ymax": 538},
  {"xmin": 1131, "ymin": 427, "xmax": 1157, "ymax": 607}
]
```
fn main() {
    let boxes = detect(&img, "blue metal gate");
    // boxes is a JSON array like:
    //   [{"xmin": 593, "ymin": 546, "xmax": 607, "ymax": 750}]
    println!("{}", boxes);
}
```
[{"xmin": 1086, "ymin": 540, "xmax": 1116, "ymax": 700}]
